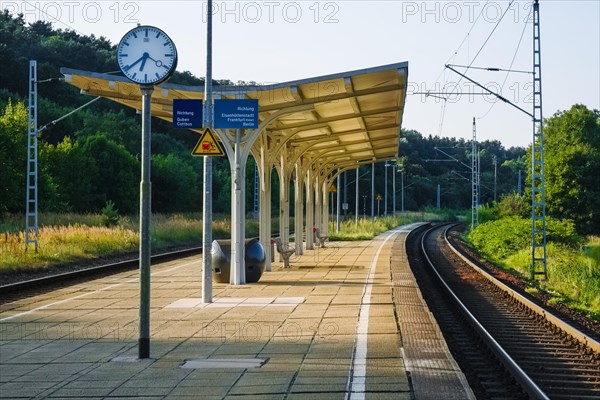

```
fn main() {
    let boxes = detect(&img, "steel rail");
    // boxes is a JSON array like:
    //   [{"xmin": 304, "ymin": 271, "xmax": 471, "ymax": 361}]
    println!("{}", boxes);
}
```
[
  {"xmin": 0, "ymin": 246, "xmax": 201, "ymax": 295},
  {"xmin": 443, "ymin": 226, "xmax": 600, "ymax": 354},
  {"xmin": 420, "ymin": 223, "xmax": 550, "ymax": 400},
  {"xmin": 0, "ymin": 232, "xmax": 293, "ymax": 296}
]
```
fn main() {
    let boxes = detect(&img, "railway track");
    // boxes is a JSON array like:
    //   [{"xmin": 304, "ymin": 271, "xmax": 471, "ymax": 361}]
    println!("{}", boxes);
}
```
[
  {"xmin": 0, "ymin": 246, "xmax": 201, "ymax": 299},
  {"xmin": 0, "ymin": 233, "xmax": 288, "ymax": 299},
  {"xmin": 407, "ymin": 223, "xmax": 600, "ymax": 399}
]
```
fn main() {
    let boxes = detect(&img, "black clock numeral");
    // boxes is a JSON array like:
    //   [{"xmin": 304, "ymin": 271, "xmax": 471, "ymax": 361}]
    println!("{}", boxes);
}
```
[
  {"xmin": 155, "ymin": 73, "xmax": 161, "ymax": 80},
  {"xmin": 145, "ymin": 28, "xmax": 148, "ymax": 37},
  {"xmin": 120, "ymin": 54, "xmax": 128, "ymax": 57},
  {"xmin": 132, "ymin": 72, "xmax": 137, "ymax": 80},
  {"xmin": 144, "ymin": 74, "xmax": 148, "ymax": 83},
  {"xmin": 163, "ymin": 42, "xmax": 170, "ymax": 46},
  {"xmin": 164, "ymin": 54, "xmax": 173, "ymax": 57},
  {"xmin": 123, "ymin": 41, "xmax": 129, "ymax": 46},
  {"xmin": 132, "ymin": 32, "xmax": 137, "ymax": 39},
  {"xmin": 155, "ymin": 32, "xmax": 161, "ymax": 39}
]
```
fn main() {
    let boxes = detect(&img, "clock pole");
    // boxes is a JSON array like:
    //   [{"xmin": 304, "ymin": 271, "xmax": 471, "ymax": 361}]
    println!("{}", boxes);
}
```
[
  {"xmin": 139, "ymin": 84, "xmax": 153, "ymax": 359},
  {"xmin": 202, "ymin": 0, "xmax": 214, "ymax": 303}
]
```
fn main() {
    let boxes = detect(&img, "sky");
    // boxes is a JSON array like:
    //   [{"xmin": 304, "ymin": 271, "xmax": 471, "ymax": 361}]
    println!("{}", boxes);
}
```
[{"xmin": 3, "ymin": 0, "xmax": 599, "ymax": 148}]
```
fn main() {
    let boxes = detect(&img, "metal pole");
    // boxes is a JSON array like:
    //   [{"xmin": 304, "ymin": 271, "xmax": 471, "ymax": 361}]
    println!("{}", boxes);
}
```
[
  {"xmin": 384, "ymin": 162, "xmax": 388, "ymax": 216},
  {"xmin": 330, "ymin": 190, "xmax": 333, "ymax": 221},
  {"xmin": 202, "ymin": 0, "xmax": 214, "ymax": 302},
  {"xmin": 518, "ymin": 170, "xmax": 522, "ymax": 195},
  {"xmin": 392, "ymin": 166, "xmax": 396, "ymax": 216},
  {"xmin": 232, "ymin": 128, "xmax": 244, "ymax": 285},
  {"xmin": 253, "ymin": 164, "xmax": 259, "ymax": 219},
  {"xmin": 25, "ymin": 60, "xmax": 38, "ymax": 252},
  {"xmin": 343, "ymin": 171, "xmax": 347, "ymax": 219},
  {"xmin": 472, "ymin": 117, "xmax": 479, "ymax": 229},
  {"xmin": 493, "ymin": 155, "xmax": 497, "ymax": 202},
  {"xmin": 437, "ymin": 184, "xmax": 441, "ymax": 209},
  {"xmin": 371, "ymin": 163, "xmax": 375, "ymax": 221},
  {"xmin": 336, "ymin": 172, "xmax": 341, "ymax": 232},
  {"xmin": 138, "ymin": 84, "xmax": 153, "ymax": 359},
  {"xmin": 531, "ymin": 0, "xmax": 547, "ymax": 279},
  {"xmin": 401, "ymin": 171, "xmax": 404, "ymax": 213},
  {"xmin": 355, "ymin": 167, "xmax": 359, "ymax": 223}
]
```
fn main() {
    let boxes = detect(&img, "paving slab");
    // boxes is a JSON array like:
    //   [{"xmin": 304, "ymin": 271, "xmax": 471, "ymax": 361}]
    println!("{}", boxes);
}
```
[{"xmin": 0, "ymin": 223, "xmax": 471, "ymax": 399}]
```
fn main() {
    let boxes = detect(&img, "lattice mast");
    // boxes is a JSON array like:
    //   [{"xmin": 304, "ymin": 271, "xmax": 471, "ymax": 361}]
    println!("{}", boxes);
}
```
[
  {"xmin": 253, "ymin": 164, "xmax": 259, "ymax": 219},
  {"xmin": 25, "ymin": 60, "xmax": 39, "ymax": 252},
  {"xmin": 471, "ymin": 117, "xmax": 478, "ymax": 230},
  {"xmin": 531, "ymin": 0, "xmax": 547, "ymax": 279}
]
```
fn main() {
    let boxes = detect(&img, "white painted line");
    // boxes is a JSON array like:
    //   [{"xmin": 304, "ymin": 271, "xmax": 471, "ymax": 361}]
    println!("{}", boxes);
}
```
[
  {"xmin": 0, "ymin": 283, "xmax": 122, "ymax": 322},
  {"xmin": 0, "ymin": 259, "xmax": 199, "ymax": 322},
  {"xmin": 345, "ymin": 225, "xmax": 422, "ymax": 399}
]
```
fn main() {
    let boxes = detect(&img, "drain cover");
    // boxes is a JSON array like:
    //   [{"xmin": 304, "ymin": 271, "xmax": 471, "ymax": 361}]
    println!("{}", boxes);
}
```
[{"xmin": 181, "ymin": 358, "xmax": 267, "ymax": 369}]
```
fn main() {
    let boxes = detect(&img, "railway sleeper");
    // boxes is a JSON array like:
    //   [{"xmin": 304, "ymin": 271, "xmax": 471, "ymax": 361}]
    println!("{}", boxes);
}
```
[{"xmin": 533, "ymin": 373, "xmax": 600, "ymax": 382}]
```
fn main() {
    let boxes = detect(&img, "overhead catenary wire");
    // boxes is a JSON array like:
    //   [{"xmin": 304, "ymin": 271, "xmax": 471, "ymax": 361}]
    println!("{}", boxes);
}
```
[
  {"xmin": 448, "ymin": 0, "xmax": 517, "ymax": 96},
  {"xmin": 476, "ymin": 7, "xmax": 532, "ymax": 119}
]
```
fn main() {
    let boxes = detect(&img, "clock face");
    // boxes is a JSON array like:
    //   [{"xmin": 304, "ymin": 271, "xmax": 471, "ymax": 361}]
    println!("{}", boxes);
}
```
[{"xmin": 117, "ymin": 26, "xmax": 178, "ymax": 85}]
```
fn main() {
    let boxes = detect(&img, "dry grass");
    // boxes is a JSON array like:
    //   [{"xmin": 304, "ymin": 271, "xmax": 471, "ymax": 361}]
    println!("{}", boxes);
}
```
[
  {"xmin": 0, "ymin": 225, "xmax": 138, "ymax": 272},
  {"xmin": 0, "ymin": 213, "xmax": 262, "ymax": 273}
]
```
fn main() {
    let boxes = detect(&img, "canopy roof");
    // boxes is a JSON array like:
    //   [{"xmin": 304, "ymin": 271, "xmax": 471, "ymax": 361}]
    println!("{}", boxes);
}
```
[{"xmin": 61, "ymin": 62, "xmax": 408, "ymax": 169}]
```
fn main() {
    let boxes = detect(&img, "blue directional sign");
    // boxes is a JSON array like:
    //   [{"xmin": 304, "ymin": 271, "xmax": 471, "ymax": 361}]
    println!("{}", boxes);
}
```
[
  {"xmin": 173, "ymin": 99, "xmax": 203, "ymax": 128},
  {"xmin": 214, "ymin": 99, "xmax": 259, "ymax": 129}
]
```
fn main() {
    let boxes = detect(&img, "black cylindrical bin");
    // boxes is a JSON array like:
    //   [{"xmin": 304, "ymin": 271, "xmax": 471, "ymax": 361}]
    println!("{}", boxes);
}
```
[{"xmin": 211, "ymin": 238, "xmax": 266, "ymax": 283}]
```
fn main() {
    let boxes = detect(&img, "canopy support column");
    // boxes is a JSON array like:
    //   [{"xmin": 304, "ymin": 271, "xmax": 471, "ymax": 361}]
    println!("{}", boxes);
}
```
[
  {"xmin": 259, "ymin": 163, "xmax": 272, "ymax": 271},
  {"xmin": 321, "ymin": 178, "xmax": 329, "ymax": 236},
  {"xmin": 278, "ymin": 156, "xmax": 291, "ymax": 252},
  {"xmin": 305, "ymin": 170, "xmax": 314, "ymax": 250},
  {"xmin": 229, "ymin": 129, "xmax": 246, "ymax": 285},
  {"xmin": 314, "ymin": 174, "xmax": 322, "ymax": 245},
  {"xmin": 294, "ymin": 163, "xmax": 304, "ymax": 255}
]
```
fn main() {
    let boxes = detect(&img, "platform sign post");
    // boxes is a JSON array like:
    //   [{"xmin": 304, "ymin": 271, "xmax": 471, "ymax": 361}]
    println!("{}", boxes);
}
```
[
  {"xmin": 202, "ymin": 0, "xmax": 214, "ymax": 303},
  {"xmin": 213, "ymin": 98, "xmax": 258, "ymax": 285}
]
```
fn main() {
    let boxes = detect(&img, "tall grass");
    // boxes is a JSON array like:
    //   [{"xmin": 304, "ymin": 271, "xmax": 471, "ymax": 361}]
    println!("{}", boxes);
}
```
[
  {"xmin": 0, "ymin": 213, "xmax": 261, "ymax": 274},
  {"xmin": 503, "ymin": 242, "xmax": 600, "ymax": 319},
  {"xmin": 468, "ymin": 217, "xmax": 600, "ymax": 320},
  {"xmin": 327, "ymin": 212, "xmax": 443, "ymax": 241},
  {"xmin": 0, "ymin": 225, "xmax": 139, "ymax": 273}
]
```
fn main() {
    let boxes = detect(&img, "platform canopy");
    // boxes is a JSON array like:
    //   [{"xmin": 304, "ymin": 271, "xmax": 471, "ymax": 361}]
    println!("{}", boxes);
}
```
[
  {"xmin": 62, "ymin": 62, "xmax": 409, "ymax": 282},
  {"xmin": 61, "ymin": 62, "xmax": 408, "ymax": 170}
]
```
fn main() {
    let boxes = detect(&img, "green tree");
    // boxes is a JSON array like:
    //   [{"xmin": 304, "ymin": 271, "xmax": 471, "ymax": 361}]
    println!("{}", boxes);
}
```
[
  {"xmin": 80, "ymin": 134, "xmax": 139, "ymax": 213},
  {"xmin": 542, "ymin": 105, "xmax": 600, "ymax": 234},
  {"xmin": 40, "ymin": 136, "xmax": 96, "ymax": 211},
  {"xmin": 151, "ymin": 154, "xmax": 199, "ymax": 212},
  {"xmin": 0, "ymin": 99, "xmax": 27, "ymax": 213}
]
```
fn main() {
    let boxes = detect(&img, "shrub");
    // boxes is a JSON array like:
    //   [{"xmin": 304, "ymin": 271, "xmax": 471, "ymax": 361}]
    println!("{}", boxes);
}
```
[
  {"xmin": 101, "ymin": 200, "xmax": 120, "ymax": 227},
  {"xmin": 469, "ymin": 216, "xmax": 583, "ymax": 261},
  {"xmin": 497, "ymin": 193, "xmax": 530, "ymax": 218}
]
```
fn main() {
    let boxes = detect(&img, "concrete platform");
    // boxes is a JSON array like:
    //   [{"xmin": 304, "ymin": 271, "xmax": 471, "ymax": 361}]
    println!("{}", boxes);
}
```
[{"xmin": 0, "ymin": 223, "xmax": 474, "ymax": 399}]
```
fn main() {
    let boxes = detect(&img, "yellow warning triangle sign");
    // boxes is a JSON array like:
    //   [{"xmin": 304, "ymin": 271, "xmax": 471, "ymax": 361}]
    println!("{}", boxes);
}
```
[{"xmin": 192, "ymin": 128, "xmax": 225, "ymax": 156}]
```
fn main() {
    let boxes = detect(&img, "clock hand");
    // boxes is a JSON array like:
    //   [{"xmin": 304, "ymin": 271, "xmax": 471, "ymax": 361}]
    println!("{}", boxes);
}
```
[
  {"xmin": 124, "ymin": 55, "xmax": 144, "ymax": 72},
  {"xmin": 139, "ymin": 52, "xmax": 150, "ymax": 71}
]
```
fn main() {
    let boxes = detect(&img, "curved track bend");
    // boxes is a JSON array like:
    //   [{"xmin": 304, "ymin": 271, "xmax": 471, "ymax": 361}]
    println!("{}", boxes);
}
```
[{"xmin": 406, "ymin": 223, "xmax": 600, "ymax": 400}]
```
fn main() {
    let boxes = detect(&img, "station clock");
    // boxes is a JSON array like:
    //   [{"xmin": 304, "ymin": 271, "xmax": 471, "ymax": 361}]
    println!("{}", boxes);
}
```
[{"xmin": 117, "ymin": 25, "xmax": 177, "ymax": 85}]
